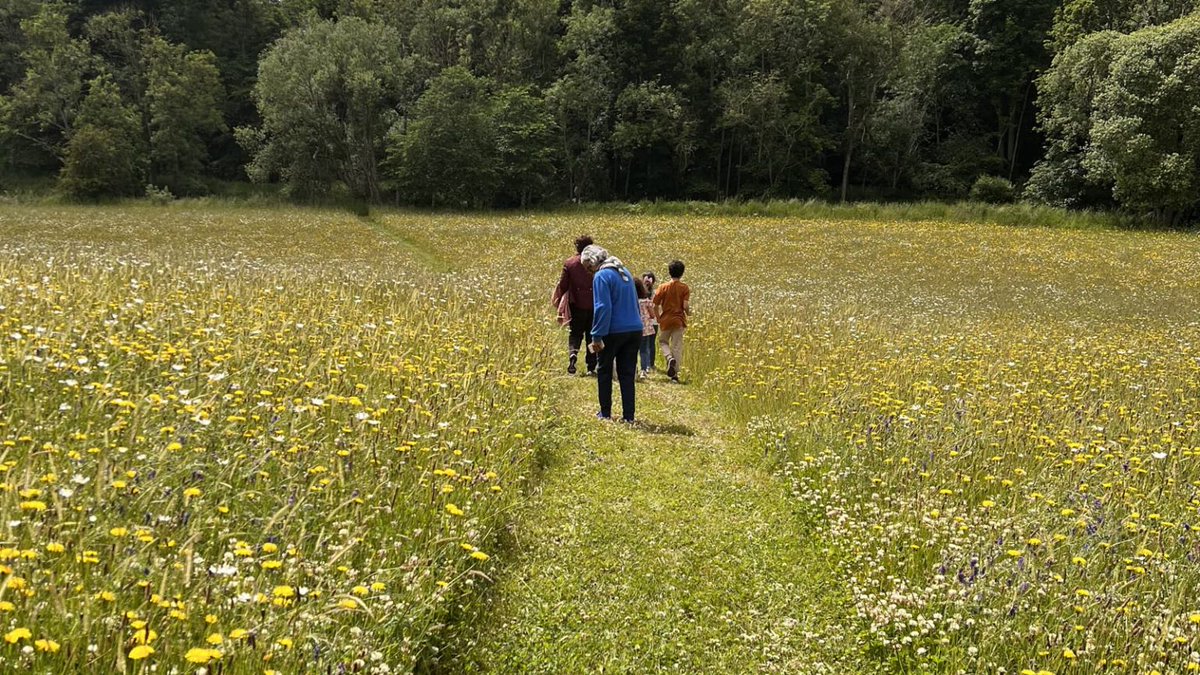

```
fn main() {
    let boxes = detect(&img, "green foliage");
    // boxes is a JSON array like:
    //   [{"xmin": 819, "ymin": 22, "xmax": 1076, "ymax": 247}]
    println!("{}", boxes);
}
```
[
  {"xmin": 59, "ymin": 75, "xmax": 144, "ymax": 200},
  {"xmin": 1025, "ymin": 31, "xmax": 1119, "ymax": 208},
  {"xmin": 145, "ymin": 37, "xmax": 226, "ymax": 195},
  {"xmin": 388, "ymin": 66, "xmax": 498, "ymax": 207},
  {"xmin": 0, "ymin": 2, "xmax": 94, "ymax": 168},
  {"xmin": 1034, "ymin": 15, "xmax": 1200, "ymax": 222},
  {"xmin": 242, "ymin": 17, "xmax": 417, "ymax": 200},
  {"xmin": 1049, "ymin": 0, "xmax": 1197, "ymax": 52},
  {"xmin": 3, "ymin": 0, "xmax": 1200, "ymax": 215},
  {"xmin": 612, "ymin": 81, "xmax": 693, "ymax": 198},
  {"xmin": 493, "ymin": 86, "xmax": 558, "ymax": 207},
  {"xmin": 969, "ymin": 175, "xmax": 1016, "ymax": 203},
  {"xmin": 0, "ymin": 0, "xmax": 39, "ymax": 93},
  {"xmin": 1085, "ymin": 16, "xmax": 1200, "ymax": 222}
]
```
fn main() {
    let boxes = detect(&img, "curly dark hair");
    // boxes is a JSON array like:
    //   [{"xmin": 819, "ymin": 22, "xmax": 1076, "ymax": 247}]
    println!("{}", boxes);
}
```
[
  {"xmin": 668, "ymin": 259, "xmax": 685, "ymax": 279},
  {"xmin": 574, "ymin": 235, "xmax": 594, "ymax": 254}
]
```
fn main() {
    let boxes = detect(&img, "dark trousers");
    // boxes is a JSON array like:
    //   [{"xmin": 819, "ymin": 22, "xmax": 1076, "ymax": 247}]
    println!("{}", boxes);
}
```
[
  {"xmin": 568, "ymin": 307, "xmax": 597, "ymax": 371},
  {"xmin": 597, "ymin": 330, "xmax": 640, "ymax": 421}
]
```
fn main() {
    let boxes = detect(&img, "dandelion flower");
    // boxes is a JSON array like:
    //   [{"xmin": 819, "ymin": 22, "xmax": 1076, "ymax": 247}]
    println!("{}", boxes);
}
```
[
  {"xmin": 128, "ymin": 645, "xmax": 154, "ymax": 660},
  {"xmin": 34, "ymin": 638, "xmax": 59, "ymax": 653}
]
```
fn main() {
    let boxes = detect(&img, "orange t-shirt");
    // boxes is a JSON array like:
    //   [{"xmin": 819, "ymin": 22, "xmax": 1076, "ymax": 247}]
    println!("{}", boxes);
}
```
[{"xmin": 653, "ymin": 280, "xmax": 690, "ymax": 331}]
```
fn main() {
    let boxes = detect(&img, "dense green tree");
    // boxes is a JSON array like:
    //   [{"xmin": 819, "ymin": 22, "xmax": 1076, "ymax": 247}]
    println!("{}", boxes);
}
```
[
  {"xmin": 967, "ymin": 0, "xmax": 1059, "ymax": 178},
  {"xmin": 0, "ymin": 0, "xmax": 39, "ymax": 94},
  {"xmin": 60, "ymin": 74, "xmax": 144, "ymax": 199},
  {"xmin": 493, "ymin": 86, "xmax": 558, "ymax": 207},
  {"xmin": 547, "ymin": 4, "xmax": 619, "ymax": 201},
  {"xmin": 1025, "ymin": 31, "xmax": 1119, "ymax": 208},
  {"xmin": 1084, "ymin": 16, "xmax": 1200, "ymax": 223},
  {"xmin": 718, "ymin": 0, "xmax": 832, "ymax": 197},
  {"xmin": 240, "ymin": 17, "xmax": 418, "ymax": 200},
  {"xmin": 611, "ymin": 81, "xmax": 693, "ymax": 198},
  {"xmin": 145, "ymin": 37, "xmax": 225, "ymax": 195},
  {"xmin": 387, "ymin": 66, "xmax": 497, "ymax": 207},
  {"xmin": 0, "ymin": 2, "xmax": 94, "ymax": 168},
  {"xmin": 828, "ymin": 1, "xmax": 894, "ymax": 202},
  {"xmin": 864, "ymin": 23, "xmax": 968, "ymax": 193},
  {"xmin": 1050, "ymin": 0, "xmax": 1197, "ymax": 51}
]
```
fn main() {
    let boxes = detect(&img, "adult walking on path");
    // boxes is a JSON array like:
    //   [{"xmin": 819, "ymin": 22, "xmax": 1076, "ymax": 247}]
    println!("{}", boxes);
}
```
[
  {"xmin": 554, "ymin": 235, "xmax": 597, "ymax": 375},
  {"xmin": 581, "ymin": 245, "xmax": 643, "ymax": 423}
]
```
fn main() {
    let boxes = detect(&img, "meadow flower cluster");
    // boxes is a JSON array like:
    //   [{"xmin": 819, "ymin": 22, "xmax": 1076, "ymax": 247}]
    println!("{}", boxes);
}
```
[
  {"xmin": 0, "ymin": 207, "xmax": 553, "ymax": 672},
  {"xmin": 5, "ymin": 204, "xmax": 1200, "ymax": 673},
  {"xmin": 383, "ymin": 209, "xmax": 1200, "ymax": 671},
  {"xmin": 688, "ymin": 222, "xmax": 1200, "ymax": 673}
]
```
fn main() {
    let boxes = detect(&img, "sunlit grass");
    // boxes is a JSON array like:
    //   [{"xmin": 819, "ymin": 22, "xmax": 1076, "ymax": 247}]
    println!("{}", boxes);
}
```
[
  {"xmin": 3, "ymin": 203, "xmax": 1200, "ymax": 672},
  {"xmin": 0, "ymin": 207, "xmax": 551, "ymax": 672}
]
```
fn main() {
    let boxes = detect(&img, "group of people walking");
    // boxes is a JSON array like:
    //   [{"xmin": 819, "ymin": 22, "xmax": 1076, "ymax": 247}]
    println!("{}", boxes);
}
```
[{"xmin": 552, "ymin": 235, "xmax": 690, "ymax": 423}]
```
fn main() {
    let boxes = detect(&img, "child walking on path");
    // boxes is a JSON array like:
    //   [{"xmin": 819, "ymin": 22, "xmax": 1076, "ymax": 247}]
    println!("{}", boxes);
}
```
[
  {"xmin": 640, "ymin": 271, "xmax": 658, "ymax": 374},
  {"xmin": 636, "ymin": 278, "xmax": 659, "ymax": 380},
  {"xmin": 652, "ymin": 260, "xmax": 690, "ymax": 382}
]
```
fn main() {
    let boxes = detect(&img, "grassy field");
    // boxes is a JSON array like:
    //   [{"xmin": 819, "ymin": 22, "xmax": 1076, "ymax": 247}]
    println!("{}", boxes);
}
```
[{"xmin": 1, "ymin": 204, "xmax": 1199, "ymax": 673}]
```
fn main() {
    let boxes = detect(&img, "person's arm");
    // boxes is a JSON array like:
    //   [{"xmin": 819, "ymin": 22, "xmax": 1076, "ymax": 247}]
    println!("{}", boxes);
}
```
[
  {"xmin": 683, "ymin": 286, "xmax": 691, "ymax": 315},
  {"xmin": 554, "ymin": 263, "xmax": 570, "ymax": 304},
  {"xmin": 591, "ymin": 271, "xmax": 612, "ymax": 342}
]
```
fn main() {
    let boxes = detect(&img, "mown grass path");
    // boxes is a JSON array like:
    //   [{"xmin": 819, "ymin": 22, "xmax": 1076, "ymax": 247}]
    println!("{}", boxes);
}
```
[{"xmin": 452, "ymin": 370, "xmax": 862, "ymax": 673}]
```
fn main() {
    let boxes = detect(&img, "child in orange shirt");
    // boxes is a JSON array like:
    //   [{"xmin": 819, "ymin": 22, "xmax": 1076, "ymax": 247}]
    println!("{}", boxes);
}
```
[{"xmin": 652, "ymin": 260, "xmax": 690, "ymax": 382}]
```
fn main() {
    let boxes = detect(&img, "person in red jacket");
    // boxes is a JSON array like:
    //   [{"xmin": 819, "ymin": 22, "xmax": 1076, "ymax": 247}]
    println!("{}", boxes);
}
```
[{"xmin": 554, "ymin": 235, "xmax": 597, "ymax": 375}]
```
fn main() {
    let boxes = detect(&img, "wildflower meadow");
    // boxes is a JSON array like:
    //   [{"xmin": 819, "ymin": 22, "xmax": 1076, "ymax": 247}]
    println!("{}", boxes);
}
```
[{"xmin": 2, "ymin": 204, "xmax": 1199, "ymax": 673}]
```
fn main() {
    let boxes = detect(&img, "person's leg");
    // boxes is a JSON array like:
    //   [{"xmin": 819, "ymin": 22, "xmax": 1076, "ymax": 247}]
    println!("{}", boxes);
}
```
[
  {"xmin": 639, "ymin": 334, "xmax": 652, "ymax": 374},
  {"xmin": 615, "ymin": 332, "xmax": 639, "ymax": 421},
  {"xmin": 649, "ymin": 327, "xmax": 657, "ymax": 369},
  {"xmin": 660, "ymin": 327, "xmax": 680, "ymax": 379},
  {"xmin": 668, "ymin": 328, "xmax": 684, "ymax": 380},
  {"xmin": 577, "ymin": 308, "xmax": 597, "ymax": 373},
  {"xmin": 567, "ymin": 310, "xmax": 586, "ymax": 374},
  {"xmin": 658, "ymin": 327, "xmax": 675, "ymax": 366},
  {"xmin": 596, "ymin": 341, "xmax": 615, "ymax": 418}
]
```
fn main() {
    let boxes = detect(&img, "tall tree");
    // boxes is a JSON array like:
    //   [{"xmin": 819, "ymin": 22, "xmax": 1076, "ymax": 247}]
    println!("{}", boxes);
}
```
[
  {"xmin": 239, "ymin": 17, "xmax": 418, "ymax": 200},
  {"xmin": 387, "ymin": 66, "xmax": 498, "ymax": 207},
  {"xmin": 546, "ymin": 4, "xmax": 620, "ymax": 201},
  {"xmin": 1083, "ymin": 16, "xmax": 1200, "ymax": 223},
  {"xmin": 60, "ymin": 74, "xmax": 145, "ymax": 199},
  {"xmin": 0, "ymin": 2, "xmax": 94, "ymax": 169},
  {"xmin": 144, "ymin": 36, "xmax": 225, "ymax": 194},
  {"xmin": 828, "ymin": 1, "xmax": 894, "ymax": 202},
  {"xmin": 966, "ymin": 0, "xmax": 1059, "ymax": 179},
  {"xmin": 611, "ymin": 80, "xmax": 693, "ymax": 199},
  {"xmin": 493, "ymin": 85, "xmax": 558, "ymax": 207}
]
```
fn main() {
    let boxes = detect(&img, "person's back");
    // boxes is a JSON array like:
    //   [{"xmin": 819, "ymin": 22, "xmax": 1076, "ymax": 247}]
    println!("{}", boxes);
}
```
[
  {"xmin": 654, "ymin": 279, "xmax": 689, "ymax": 332},
  {"xmin": 556, "ymin": 235, "xmax": 598, "ymax": 375},
  {"xmin": 593, "ymin": 267, "xmax": 644, "ymax": 337},
  {"xmin": 652, "ymin": 260, "xmax": 690, "ymax": 382}
]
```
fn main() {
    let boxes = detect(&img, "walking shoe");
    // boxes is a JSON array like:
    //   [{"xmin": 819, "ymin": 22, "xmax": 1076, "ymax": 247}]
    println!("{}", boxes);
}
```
[
  {"xmin": 567, "ymin": 354, "xmax": 577, "ymax": 375},
  {"xmin": 596, "ymin": 412, "xmax": 612, "ymax": 421},
  {"xmin": 666, "ymin": 358, "xmax": 678, "ymax": 381}
]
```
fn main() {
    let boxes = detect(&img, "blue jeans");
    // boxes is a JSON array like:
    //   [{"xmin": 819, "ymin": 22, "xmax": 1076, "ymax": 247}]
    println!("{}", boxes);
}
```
[{"xmin": 640, "ymin": 329, "xmax": 657, "ymax": 372}]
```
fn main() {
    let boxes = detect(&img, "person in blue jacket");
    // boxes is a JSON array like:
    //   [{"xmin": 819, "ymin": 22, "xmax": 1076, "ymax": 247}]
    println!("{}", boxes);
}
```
[{"xmin": 580, "ymin": 244, "xmax": 643, "ymax": 423}]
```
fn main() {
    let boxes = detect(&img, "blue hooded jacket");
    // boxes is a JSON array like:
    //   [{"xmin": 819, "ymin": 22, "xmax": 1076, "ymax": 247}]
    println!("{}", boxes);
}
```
[{"xmin": 591, "ymin": 266, "xmax": 643, "ymax": 340}]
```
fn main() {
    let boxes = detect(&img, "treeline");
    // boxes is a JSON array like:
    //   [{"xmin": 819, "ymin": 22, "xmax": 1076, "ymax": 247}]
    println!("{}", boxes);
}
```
[{"xmin": 1, "ymin": 0, "xmax": 1199, "ymax": 220}]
